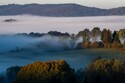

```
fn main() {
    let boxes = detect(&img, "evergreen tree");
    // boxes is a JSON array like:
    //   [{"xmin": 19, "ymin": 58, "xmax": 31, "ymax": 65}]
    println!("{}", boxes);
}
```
[
  {"xmin": 112, "ymin": 31, "xmax": 120, "ymax": 43},
  {"xmin": 112, "ymin": 31, "xmax": 122, "ymax": 48}
]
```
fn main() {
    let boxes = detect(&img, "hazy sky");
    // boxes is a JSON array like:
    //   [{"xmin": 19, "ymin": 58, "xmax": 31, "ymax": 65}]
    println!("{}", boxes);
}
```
[{"xmin": 0, "ymin": 0, "xmax": 125, "ymax": 9}]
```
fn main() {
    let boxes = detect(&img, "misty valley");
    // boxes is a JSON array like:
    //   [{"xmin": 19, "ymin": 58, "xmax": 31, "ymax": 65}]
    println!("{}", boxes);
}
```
[{"xmin": 0, "ymin": 16, "xmax": 125, "ymax": 83}]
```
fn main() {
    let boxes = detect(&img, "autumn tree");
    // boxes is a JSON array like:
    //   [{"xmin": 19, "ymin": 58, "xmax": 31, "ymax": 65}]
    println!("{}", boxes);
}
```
[
  {"xmin": 101, "ymin": 29, "xmax": 112, "ymax": 48},
  {"xmin": 14, "ymin": 60, "xmax": 76, "ymax": 83},
  {"xmin": 123, "ymin": 41, "xmax": 125, "ymax": 48},
  {"xmin": 90, "ymin": 27, "xmax": 101, "ymax": 42},
  {"xmin": 76, "ymin": 29, "xmax": 91, "ymax": 48},
  {"xmin": 84, "ymin": 59, "xmax": 125, "ymax": 83},
  {"xmin": 118, "ymin": 29, "xmax": 125, "ymax": 39},
  {"xmin": 77, "ymin": 28, "xmax": 90, "ymax": 41},
  {"xmin": 90, "ymin": 41, "xmax": 100, "ymax": 48},
  {"xmin": 80, "ymin": 40, "xmax": 91, "ymax": 48}
]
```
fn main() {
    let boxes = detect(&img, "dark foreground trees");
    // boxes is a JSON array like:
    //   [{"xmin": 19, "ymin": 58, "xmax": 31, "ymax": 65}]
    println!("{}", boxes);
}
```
[
  {"xmin": 4, "ymin": 59, "xmax": 125, "ymax": 83},
  {"xmin": 84, "ymin": 59, "xmax": 125, "ymax": 83},
  {"xmin": 0, "ymin": 75, "xmax": 5, "ymax": 83},
  {"xmin": 6, "ymin": 66, "xmax": 22, "ymax": 83},
  {"xmin": 14, "ymin": 60, "xmax": 76, "ymax": 83}
]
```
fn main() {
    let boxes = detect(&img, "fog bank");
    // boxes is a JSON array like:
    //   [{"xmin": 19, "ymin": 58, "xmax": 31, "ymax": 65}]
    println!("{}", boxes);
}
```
[
  {"xmin": 0, "ymin": 35, "xmax": 83, "ymax": 53},
  {"xmin": 0, "ymin": 15, "xmax": 125, "ymax": 34}
]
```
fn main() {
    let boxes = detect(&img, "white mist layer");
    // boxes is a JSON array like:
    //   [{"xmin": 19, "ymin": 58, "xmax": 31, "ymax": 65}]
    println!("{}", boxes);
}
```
[
  {"xmin": 120, "ymin": 38, "xmax": 125, "ymax": 44},
  {"xmin": 0, "ymin": 15, "xmax": 125, "ymax": 34},
  {"xmin": 89, "ymin": 36, "xmax": 102, "ymax": 43},
  {"xmin": 0, "ymin": 35, "xmax": 83, "ymax": 53}
]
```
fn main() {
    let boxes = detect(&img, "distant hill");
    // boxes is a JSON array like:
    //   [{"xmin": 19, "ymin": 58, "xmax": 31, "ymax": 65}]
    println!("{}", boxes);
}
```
[{"xmin": 0, "ymin": 3, "xmax": 125, "ymax": 17}]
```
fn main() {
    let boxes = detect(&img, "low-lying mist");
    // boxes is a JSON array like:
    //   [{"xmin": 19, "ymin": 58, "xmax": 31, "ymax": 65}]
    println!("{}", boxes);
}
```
[
  {"xmin": 0, "ymin": 35, "xmax": 83, "ymax": 53},
  {"xmin": 0, "ymin": 35, "xmax": 35, "ymax": 53},
  {"xmin": 1, "ymin": 15, "xmax": 125, "ymax": 34}
]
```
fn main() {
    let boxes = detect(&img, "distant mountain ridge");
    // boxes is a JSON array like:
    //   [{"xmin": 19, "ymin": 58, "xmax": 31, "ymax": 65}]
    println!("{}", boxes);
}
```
[{"xmin": 0, "ymin": 3, "xmax": 125, "ymax": 17}]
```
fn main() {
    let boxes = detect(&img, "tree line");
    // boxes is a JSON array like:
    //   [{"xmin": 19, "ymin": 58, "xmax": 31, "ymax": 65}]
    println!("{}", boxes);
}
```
[
  {"xmin": 75, "ymin": 27, "xmax": 125, "ymax": 48},
  {"xmin": 17, "ymin": 27, "xmax": 125, "ymax": 49},
  {"xmin": 1, "ymin": 58, "xmax": 125, "ymax": 83}
]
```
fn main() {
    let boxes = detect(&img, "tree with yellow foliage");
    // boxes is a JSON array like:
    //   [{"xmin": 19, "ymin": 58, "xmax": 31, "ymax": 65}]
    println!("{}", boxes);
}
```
[
  {"xmin": 14, "ymin": 60, "xmax": 76, "ymax": 83},
  {"xmin": 84, "ymin": 59, "xmax": 125, "ymax": 83}
]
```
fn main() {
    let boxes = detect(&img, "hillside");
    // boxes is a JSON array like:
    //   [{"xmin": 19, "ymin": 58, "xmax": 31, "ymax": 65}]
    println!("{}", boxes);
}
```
[{"xmin": 0, "ymin": 3, "xmax": 125, "ymax": 16}]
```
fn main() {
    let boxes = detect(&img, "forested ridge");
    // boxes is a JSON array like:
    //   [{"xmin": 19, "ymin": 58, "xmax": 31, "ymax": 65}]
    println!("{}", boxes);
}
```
[{"xmin": 0, "ymin": 4, "xmax": 125, "ymax": 16}]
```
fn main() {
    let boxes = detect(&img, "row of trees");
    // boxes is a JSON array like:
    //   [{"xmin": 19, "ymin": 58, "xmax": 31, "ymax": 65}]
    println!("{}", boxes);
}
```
[
  {"xmin": 74, "ymin": 27, "xmax": 125, "ymax": 48},
  {"xmin": 2, "ymin": 59, "xmax": 125, "ymax": 83},
  {"xmin": 16, "ymin": 27, "xmax": 125, "ymax": 49},
  {"xmin": 17, "ymin": 31, "xmax": 70, "ymax": 37}
]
